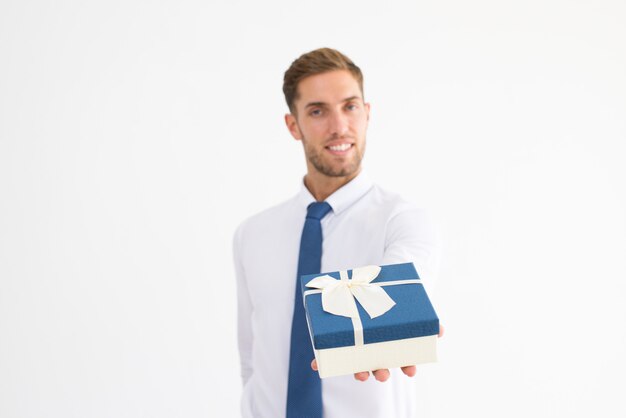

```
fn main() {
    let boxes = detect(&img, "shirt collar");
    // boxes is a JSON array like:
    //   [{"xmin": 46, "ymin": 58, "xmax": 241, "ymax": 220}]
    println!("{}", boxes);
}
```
[{"xmin": 296, "ymin": 170, "xmax": 374, "ymax": 216}]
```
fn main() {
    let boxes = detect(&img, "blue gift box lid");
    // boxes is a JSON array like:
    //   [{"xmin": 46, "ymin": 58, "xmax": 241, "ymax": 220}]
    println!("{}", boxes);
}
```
[{"xmin": 300, "ymin": 262, "xmax": 439, "ymax": 350}]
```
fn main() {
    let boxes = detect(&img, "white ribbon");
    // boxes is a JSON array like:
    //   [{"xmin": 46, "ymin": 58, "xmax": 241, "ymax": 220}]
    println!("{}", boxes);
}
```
[
  {"xmin": 303, "ymin": 265, "xmax": 422, "ymax": 347},
  {"xmin": 305, "ymin": 265, "xmax": 396, "ymax": 319}
]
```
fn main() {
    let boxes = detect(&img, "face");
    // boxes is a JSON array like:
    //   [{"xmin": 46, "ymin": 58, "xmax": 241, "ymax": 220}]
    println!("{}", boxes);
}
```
[{"xmin": 285, "ymin": 70, "xmax": 370, "ymax": 179}]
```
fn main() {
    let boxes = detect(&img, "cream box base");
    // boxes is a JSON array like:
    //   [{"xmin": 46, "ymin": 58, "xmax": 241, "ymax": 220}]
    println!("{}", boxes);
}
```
[{"xmin": 315, "ymin": 334, "xmax": 437, "ymax": 378}]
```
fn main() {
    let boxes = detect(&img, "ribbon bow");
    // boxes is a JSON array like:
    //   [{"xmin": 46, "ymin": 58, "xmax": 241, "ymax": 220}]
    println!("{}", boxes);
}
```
[{"xmin": 305, "ymin": 265, "xmax": 396, "ymax": 319}]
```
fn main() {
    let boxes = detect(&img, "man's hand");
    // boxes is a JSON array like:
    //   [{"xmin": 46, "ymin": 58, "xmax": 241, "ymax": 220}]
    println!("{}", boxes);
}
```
[{"xmin": 311, "ymin": 324, "xmax": 444, "ymax": 382}]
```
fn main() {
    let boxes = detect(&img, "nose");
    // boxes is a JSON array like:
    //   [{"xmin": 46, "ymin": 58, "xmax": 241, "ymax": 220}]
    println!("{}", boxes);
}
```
[{"xmin": 328, "ymin": 109, "xmax": 349, "ymax": 137}]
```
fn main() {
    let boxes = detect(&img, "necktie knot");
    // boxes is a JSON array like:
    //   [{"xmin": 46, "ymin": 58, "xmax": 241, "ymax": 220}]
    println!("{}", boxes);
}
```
[{"xmin": 306, "ymin": 201, "xmax": 332, "ymax": 220}]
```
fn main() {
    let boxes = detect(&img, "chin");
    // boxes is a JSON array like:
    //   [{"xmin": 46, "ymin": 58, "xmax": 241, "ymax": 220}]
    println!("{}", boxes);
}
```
[
  {"xmin": 322, "ymin": 164, "xmax": 360, "ymax": 178},
  {"xmin": 307, "ymin": 150, "xmax": 362, "ymax": 178}
]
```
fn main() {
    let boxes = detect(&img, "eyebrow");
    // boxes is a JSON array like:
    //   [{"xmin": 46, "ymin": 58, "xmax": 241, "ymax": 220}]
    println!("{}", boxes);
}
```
[{"xmin": 304, "ymin": 96, "xmax": 362, "ymax": 109}]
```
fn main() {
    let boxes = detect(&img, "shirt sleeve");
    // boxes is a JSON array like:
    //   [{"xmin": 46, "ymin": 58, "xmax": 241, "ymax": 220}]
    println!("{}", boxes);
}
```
[
  {"xmin": 233, "ymin": 223, "xmax": 254, "ymax": 386},
  {"xmin": 382, "ymin": 207, "xmax": 443, "ymax": 290}
]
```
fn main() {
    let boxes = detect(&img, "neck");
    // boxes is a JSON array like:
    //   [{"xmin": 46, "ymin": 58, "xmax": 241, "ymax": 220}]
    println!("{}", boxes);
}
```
[{"xmin": 304, "ymin": 167, "xmax": 361, "ymax": 202}]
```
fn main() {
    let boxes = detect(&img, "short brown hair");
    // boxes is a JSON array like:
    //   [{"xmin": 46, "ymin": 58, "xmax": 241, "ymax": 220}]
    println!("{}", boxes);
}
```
[{"xmin": 283, "ymin": 48, "xmax": 364, "ymax": 113}]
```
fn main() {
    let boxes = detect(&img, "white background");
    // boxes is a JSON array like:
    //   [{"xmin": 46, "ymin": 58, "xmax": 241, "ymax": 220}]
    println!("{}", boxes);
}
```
[{"xmin": 1, "ymin": 1, "xmax": 625, "ymax": 417}]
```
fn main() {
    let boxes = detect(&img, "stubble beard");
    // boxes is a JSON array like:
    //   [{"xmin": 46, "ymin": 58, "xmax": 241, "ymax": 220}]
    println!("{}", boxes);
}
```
[{"xmin": 302, "ymin": 135, "xmax": 364, "ymax": 178}]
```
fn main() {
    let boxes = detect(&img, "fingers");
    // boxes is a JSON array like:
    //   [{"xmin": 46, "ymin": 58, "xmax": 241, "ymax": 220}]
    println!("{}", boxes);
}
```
[
  {"xmin": 401, "ymin": 365, "xmax": 416, "ymax": 377},
  {"xmin": 438, "ymin": 324, "xmax": 445, "ymax": 338},
  {"xmin": 354, "ymin": 371, "xmax": 369, "ymax": 381},
  {"xmin": 328, "ymin": 362, "xmax": 419, "ymax": 381},
  {"xmin": 354, "ymin": 369, "xmax": 391, "ymax": 382},
  {"xmin": 311, "ymin": 359, "xmax": 318, "ymax": 371},
  {"xmin": 372, "ymin": 369, "xmax": 390, "ymax": 382}
]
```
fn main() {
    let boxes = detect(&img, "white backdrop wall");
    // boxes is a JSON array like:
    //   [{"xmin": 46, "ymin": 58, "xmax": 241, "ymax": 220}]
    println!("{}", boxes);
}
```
[{"xmin": 1, "ymin": 1, "xmax": 625, "ymax": 417}]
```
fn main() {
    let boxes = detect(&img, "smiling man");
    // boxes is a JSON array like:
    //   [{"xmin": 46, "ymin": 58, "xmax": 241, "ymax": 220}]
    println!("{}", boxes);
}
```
[
  {"xmin": 233, "ymin": 48, "xmax": 442, "ymax": 418},
  {"xmin": 284, "ymin": 68, "xmax": 368, "ymax": 201}
]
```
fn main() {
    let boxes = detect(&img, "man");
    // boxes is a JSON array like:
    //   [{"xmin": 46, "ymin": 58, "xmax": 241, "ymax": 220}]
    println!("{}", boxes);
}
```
[{"xmin": 233, "ymin": 48, "xmax": 442, "ymax": 418}]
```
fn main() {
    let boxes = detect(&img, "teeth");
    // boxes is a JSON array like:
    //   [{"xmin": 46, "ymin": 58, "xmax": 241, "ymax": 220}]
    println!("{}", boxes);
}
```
[{"xmin": 328, "ymin": 143, "xmax": 351, "ymax": 151}]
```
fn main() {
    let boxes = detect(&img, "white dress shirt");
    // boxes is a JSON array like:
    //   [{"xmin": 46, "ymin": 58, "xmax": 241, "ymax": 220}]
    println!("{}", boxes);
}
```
[{"xmin": 233, "ymin": 171, "xmax": 442, "ymax": 418}]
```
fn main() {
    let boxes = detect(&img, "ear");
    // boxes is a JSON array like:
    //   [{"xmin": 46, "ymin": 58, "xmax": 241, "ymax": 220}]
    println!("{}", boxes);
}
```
[{"xmin": 285, "ymin": 113, "xmax": 302, "ymax": 141}]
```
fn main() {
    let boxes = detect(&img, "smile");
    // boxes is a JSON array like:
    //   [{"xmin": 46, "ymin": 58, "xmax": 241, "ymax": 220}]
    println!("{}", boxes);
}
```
[{"xmin": 326, "ymin": 143, "xmax": 353, "ymax": 153}]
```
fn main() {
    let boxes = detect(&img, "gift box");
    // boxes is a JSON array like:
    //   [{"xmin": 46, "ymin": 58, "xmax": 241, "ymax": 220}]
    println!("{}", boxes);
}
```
[{"xmin": 301, "ymin": 262, "xmax": 439, "ymax": 378}]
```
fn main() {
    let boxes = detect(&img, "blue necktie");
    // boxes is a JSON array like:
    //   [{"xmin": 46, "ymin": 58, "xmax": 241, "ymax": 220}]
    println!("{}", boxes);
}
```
[{"xmin": 286, "ymin": 201, "xmax": 332, "ymax": 418}]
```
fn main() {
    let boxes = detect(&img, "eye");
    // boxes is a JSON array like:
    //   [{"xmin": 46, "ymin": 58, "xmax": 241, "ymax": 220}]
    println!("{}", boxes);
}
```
[
  {"xmin": 346, "ymin": 103, "xmax": 358, "ymax": 111},
  {"xmin": 309, "ymin": 108, "xmax": 322, "ymax": 117}
]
